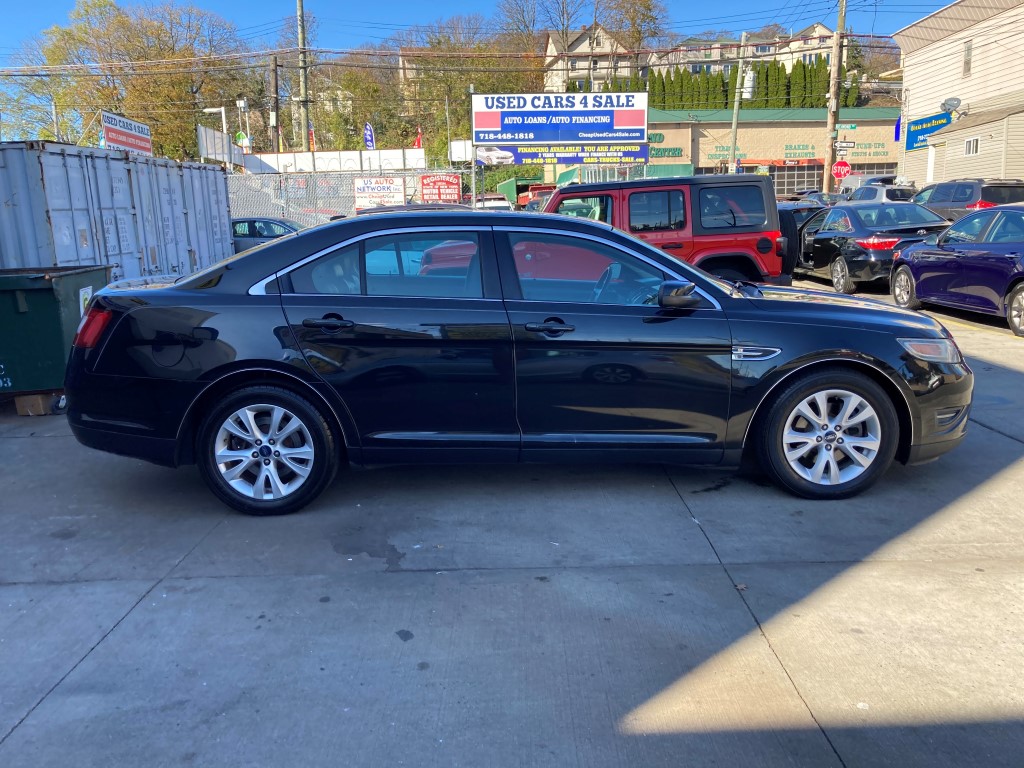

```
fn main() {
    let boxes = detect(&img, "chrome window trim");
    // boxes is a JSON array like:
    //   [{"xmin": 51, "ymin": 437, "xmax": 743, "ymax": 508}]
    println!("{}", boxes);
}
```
[
  {"xmin": 249, "ymin": 225, "xmax": 494, "ymax": 296},
  {"xmin": 495, "ymin": 225, "xmax": 723, "ymax": 311}
]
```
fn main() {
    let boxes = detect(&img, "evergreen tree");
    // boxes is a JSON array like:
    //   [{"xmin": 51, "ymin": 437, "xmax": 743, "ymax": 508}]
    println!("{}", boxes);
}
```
[
  {"xmin": 680, "ymin": 69, "xmax": 693, "ymax": 109},
  {"xmin": 845, "ymin": 77, "xmax": 860, "ymax": 107},
  {"xmin": 753, "ymin": 62, "xmax": 768, "ymax": 108},
  {"xmin": 790, "ymin": 61, "xmax": 806, "ymax": 107},
  {"xmin": 726, "ymin": 66, "xmax": 738, "ymax": 109},
  {"xmin": 664, "ymin": 68, "xmax": 675, "ymax": 109},
  {"xmin": 696, "ymin": 70, "xmax": 708, "ymax": 109}
]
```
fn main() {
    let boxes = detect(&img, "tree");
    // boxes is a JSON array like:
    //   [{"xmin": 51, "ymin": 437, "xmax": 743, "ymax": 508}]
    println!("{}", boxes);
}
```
[
  {"xmin": 539, "ymin": 0, "xmax": 586, "ymax": 90},
  {"xmin": 497, "ymin": 0, "xmax": 541, "ymax": 53},
  {"xmin": 790, "ymin": 60, "xmax": 806, "ymax": 107},
  {"xmin": 604, "ymin": 0, "xmax": 666, "ymax": 68}
]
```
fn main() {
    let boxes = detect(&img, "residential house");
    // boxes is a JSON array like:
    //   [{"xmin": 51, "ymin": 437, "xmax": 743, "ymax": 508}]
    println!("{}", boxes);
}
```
[
  {"xmin": 893, "ymin": 0, "xmax": 1024, "ymax": 184},
  {"xmin": 543, "ymin": 23, "xmax": 646, "ymax": 92}
]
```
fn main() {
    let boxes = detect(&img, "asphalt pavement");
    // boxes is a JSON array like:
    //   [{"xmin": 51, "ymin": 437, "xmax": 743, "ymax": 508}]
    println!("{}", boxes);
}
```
[{"xmin": 1, "ymin": 291, "xmax": 1022, "ymax": 767}]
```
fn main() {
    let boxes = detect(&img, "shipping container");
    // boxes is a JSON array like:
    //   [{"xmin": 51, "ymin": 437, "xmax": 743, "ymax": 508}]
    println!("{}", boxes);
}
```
[{"xmin": 0, "ymin": 142, "xmax": 233, "ymax": 280}]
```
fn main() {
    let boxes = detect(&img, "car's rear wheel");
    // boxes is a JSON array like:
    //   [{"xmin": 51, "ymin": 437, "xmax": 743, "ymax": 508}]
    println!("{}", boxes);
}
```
[
  {"xmin": 1006, "ymin": 284, "xmax": 1024, "ymax": 337},
  {"xmin": 892, "ymin": 265, "xmax": 921, "ymax": 309},
  {"xmin": 197, "ymin": 386, "xmax": 337, "ymax": 515},
  {"xmin": 831, "ymin": 257, "xmax": 857, "ymax": 294},
  {"xmin": 757, "ymin": 369, "xmax": 898, "ymax": 499}
]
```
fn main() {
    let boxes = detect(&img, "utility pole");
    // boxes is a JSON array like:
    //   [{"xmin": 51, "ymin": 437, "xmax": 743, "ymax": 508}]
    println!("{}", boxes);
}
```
[
  {"xmin": 51, "ymin": 98, "xmax": 60, "ymax": 142},
  {"xmin": 822, "ymin": 0, "xmax": 848, "ymax": 192},
  {"xmin": 469, "ymin": 84, "xmax": 476, "ymax": 206},
  {"xmin": 296, "ymin": 0, "xmax": 311, "ymax": 152},
  {"xmin": 271, "ymin": 55, "xmax": 281, "ymax": 152},
  {"xmin": 728, "ymin": 31, "xmax": 748, "ymax": 173}
]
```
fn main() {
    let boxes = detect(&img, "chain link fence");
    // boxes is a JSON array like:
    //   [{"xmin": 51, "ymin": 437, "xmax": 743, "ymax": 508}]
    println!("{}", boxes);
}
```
[{"xmin": 227, "ymin": 169, "xmax": 475, "ymax": 226}]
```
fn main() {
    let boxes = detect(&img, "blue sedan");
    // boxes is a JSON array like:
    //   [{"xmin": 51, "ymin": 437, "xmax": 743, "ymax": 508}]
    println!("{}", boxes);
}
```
[{"xmin": 891, "ymin": 204, "xmax": 1024, "ymax": 335}]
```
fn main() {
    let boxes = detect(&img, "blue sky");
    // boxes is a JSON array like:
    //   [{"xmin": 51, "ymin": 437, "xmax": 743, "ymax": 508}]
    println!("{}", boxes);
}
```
[{"xmin": 2, "ymin": 0, "xmax": 949, "ymax": 64}]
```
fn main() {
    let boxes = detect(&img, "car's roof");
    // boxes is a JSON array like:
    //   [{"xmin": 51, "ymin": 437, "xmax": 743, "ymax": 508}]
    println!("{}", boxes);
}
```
[
  {"xmin": 777, "ymin": 201, "xmax": 824, "ymax": 210},
  {"xmin": 554, "ymin": 174, "xmax": 768, "ymax": 194}
]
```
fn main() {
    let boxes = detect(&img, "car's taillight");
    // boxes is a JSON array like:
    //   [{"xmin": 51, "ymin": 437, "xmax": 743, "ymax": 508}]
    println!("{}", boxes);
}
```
[
  {"xmin": 855, "ymin": 236, "xmax": 902, "ymax": 251},
  {"xmin": 73, "ymin": 307, "xmax": 112, "ymax": 349},
  {"xmin": 966, "ymin": 200, "xmax": 996, "ymax": 210}
]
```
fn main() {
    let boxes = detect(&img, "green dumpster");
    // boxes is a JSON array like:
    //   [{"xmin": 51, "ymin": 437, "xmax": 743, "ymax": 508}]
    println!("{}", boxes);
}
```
[{"xmin": 0, "ymin": 266, "xmax": 112, "ymax": 404}]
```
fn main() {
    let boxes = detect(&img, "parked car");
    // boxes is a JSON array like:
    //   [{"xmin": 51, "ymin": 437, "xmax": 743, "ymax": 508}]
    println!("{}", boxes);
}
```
[
  {"xmin": 473, "ymin": 194, "xmax": 515, "ymax": 211},
  {"xmin": 838, "ymin": 174, "xmax": 898, "ymax": 197},
  {"xmin": 849, "ymin": 185, "xmax": 917, "ymax": 203},
  {"xmin": 891, "ymin": 204, "xmax": 1024, "ymax": 335},
  {"xmin": 777, "ymin": 201, "xmax": 825, "ymax": 276},
  {"xmin": 913, "ymin": 178, "xmax": 1024, "ymax": 221},
  {"xmin": 356, "ymin": 203, "xmax": 473, "ymax": 215},
  {"xmin": 66, "ymin": 211, "xmax": 972, "ymax": 515},
  {"xmin": 544, "ymin": 175, "xmax": 787, "ymax": 284},
  {"xmin": 796, "ymin": 202, "xmax": 950, "ymax": 293},
  {"xmin": 803, "ymin": 192, "xmax": 846, "ymax": 206},
  {"xmin": 232, "ymin": 217, "xmax": 301, "ymax": 253}
]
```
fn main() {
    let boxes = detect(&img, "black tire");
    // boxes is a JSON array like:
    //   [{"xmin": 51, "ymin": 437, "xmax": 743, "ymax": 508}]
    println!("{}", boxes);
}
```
[
  {"xmin": 1007, "ymin": 284, "xmax": 1024, "ymax": 337},
  {"xmin": 891, "ymin": 265, "xmax": 921, "ymax": 309},
  {"xmin": 196, "ymin": 386, "xmax": 337, "ymax": 516},
  {"xmin": 757, "ymin": 369, "xmax": 898, "ymax": 500},
  {"xmin": 830, "ymin": 257, "xmax": 857, "ymax": 294}
]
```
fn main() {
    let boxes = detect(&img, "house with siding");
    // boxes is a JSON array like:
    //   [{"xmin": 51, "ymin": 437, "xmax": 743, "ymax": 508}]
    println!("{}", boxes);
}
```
[{"xmin": 893, "ymin": 0, "xmax": 1024, "ymax": 185}]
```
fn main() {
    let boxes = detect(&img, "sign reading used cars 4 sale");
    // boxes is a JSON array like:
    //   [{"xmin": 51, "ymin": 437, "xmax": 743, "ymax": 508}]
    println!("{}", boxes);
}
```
[
  {"xmin": 472, "ymin": 93, "xmax": 648, "ymax": 145},
  {"xmin": 100, "ymin": 111, "xmax": 153, "ymax": 156}
]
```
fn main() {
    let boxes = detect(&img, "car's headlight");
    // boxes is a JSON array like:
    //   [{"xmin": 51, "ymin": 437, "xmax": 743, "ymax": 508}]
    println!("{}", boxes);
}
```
[{"xmin": 898, "ymin": 337, "xmax": 962, "ymax": 363}]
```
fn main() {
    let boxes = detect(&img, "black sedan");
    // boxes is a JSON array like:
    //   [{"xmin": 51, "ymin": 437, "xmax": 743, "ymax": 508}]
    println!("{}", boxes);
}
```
[
  {"xmin": 66, "ymin": 211, "xmax": 973, "ymax": 515},
  {"xmin": 796, "ymin": 202, "xmax": 950, "ymax": 293}
]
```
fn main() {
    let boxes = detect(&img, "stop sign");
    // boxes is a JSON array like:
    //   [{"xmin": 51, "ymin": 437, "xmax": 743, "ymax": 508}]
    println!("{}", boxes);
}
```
[{"xmin": 832, "ymin": 160, "xmax": 852, "ymax": 179}]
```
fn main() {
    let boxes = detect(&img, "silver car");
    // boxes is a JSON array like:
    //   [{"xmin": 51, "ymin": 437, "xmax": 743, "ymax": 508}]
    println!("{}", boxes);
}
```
[{"xmin": 232, "ymin": 217, "xmax": 301, "ymax": 253}]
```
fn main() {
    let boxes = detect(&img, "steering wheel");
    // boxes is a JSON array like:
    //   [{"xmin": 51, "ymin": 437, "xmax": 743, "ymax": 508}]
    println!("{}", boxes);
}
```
[{"xmin": 592, "ymin": 263, "xmax": 622, "ymax": 302}]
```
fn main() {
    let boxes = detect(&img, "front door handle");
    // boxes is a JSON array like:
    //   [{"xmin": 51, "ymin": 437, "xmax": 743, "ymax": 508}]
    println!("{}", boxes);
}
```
[
  {"xmin": 302, "ymin": 316, "xmax": 355, "ymax": 331},
  {"xmin": 661, "ymin": 242, "xmax": 684, "ymax": 250},
  {"xmin": 524, "ymin": 321, "xmax": 575, "ymax": 336}
]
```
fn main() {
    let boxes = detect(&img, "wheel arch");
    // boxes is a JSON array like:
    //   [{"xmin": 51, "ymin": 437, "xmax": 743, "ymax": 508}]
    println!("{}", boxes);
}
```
[
  {"xmin": 694, "ymin": 253, "xmax": 764, "ymax": 281},
  {"xmin": 741, "ymin": 358, "xmax": 915, "ymax": 466},
  {"xmin": 174, "ymin": 366, "xmax": 353, "ymax": 466}
]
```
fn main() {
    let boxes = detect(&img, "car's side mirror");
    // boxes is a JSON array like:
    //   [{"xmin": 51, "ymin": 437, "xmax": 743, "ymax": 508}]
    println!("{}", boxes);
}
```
[
  {"xmin": 658, "ymin": 280, "xmax": 701, "ymax": 309},
  {"xmin": 924, "ymin": 232, "xmax": 940, "ymax": 246}
]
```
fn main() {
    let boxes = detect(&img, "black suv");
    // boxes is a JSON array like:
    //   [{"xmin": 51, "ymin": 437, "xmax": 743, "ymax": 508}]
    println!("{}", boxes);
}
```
[{"xmin": 914, "ymin": 178, "xmax": 1024, "ymax": 221}]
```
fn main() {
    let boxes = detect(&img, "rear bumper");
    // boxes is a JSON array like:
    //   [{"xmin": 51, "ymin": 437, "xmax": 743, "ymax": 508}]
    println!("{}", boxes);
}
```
[
  {"xmin": 69, "ymin": 419, "xmax": 179, "ymax": 467},
  {"xmin": 848, "ymin": 256, "xmax": 893, "ymax": 283}
]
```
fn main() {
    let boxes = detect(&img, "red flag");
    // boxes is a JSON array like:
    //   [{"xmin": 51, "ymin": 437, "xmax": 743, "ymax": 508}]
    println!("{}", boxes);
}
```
[{"xmin": 412, "ymin": 126, "xmax": 422, "ymax": 149}]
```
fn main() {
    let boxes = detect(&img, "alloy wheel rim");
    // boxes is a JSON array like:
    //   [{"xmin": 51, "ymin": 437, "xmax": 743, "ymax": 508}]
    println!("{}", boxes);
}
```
[
  {"xmin": 894, "ymin": 272, "xmax": 911, "ymax": 305},
  {"xmin": 1011, "ymin": 293, "xmax": 1024, "ymax": 332},
  {"xmin": 832, "ymin": 260, "xmax": 848, "ymax": 290},
  {"xmin": 214, "ymin": 404, "xmax": 315, "ymax": 500},
  {"xmin": 781, "ymin": 388, "xmax": 882, "ymax": 486}
]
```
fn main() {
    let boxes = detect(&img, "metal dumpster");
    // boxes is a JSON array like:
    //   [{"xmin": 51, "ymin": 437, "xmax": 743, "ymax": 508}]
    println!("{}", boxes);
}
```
[{"xmin": 0, "ymin": 265, "xmax": 112, "ymax": 412}]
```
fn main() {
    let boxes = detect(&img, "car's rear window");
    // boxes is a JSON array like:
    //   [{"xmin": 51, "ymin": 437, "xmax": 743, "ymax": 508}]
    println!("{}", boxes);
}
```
[
  {"xmin": 981, "ymin": 186, "xmax": 1024, "ymax": 205},
  {"xmin": 886, "ymin": 188, "xmax": 915, "ymax": 201},
  {"xmin": 853, "ymin": 204, "xmax": 947, "ymax": 227},
  {"xmin": 698, "ymin": 185, "xmax": 768, "ymax": 229}
]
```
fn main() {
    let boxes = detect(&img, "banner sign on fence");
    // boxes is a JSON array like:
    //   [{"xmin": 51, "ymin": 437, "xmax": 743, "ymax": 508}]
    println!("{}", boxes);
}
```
[
  {"xmin": 101, "ymin": 111, "xmax": 153, "ymax": 156},
  {"xmin": 476, "ymin": 144, "xmax": 649, "ymax": 166},
  {"xmin": 472, "ymin": 93, "xmax": 648, "ymax": 146},
  {"xmin": 354, "ymin": 176, "xmax": 406, "ymax": 209},
  {"xmin": 420, "ymin": 174, "xmax": 462, "ymax": 203}
]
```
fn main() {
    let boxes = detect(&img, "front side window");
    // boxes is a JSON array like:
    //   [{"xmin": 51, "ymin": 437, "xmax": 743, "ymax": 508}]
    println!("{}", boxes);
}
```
[
  {"xmin": 506, "ymin": 232, "xmax": 665, "ymax": 305},
  {"xmin": 944, "ymin": 212, "xmax": 996, "ymax": 245},
  {"xmin": 930, "ymin": 184, "xmax": 956, "ymax": 203},
  {"xmin": 914, "ymin": 186, "xmax": 935, "ymax": 203},
  {"xmin": 255, "ymin": 220, "xmax": 292, "ymax": 237},
  {"xmin": 698, "ymin": 185, "xmax": 768, "ymax": 229},
  {"xmin": 822, "ymin": 209, "xmax": 854, "ymax": 232},
  {"xmin": 629, "ymin": 190, "xmax": 685, "ymax": 232}
]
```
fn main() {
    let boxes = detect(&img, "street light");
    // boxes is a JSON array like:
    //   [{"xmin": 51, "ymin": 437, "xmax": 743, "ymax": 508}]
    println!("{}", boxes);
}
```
[{"xmin": 235, "ymin": 96, "xmax": 251, "ymax": 144}]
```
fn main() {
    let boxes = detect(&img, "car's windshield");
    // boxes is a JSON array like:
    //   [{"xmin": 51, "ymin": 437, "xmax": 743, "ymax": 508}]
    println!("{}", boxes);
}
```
[{"xmin": 852, "ymin": 204, "xmax": 947, "ymax": 227}]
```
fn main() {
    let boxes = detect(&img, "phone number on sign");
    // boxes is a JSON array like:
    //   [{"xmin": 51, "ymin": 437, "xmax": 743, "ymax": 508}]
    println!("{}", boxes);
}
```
[{"xmin": 477, "ymin": 132, "xmax": 536, "ymax": 141}]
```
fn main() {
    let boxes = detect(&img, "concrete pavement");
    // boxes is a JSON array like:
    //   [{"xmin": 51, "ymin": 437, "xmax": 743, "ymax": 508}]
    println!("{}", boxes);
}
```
[{"xmin": 1, "ymin": 309, "xmax": 1022, "ymax": 767}]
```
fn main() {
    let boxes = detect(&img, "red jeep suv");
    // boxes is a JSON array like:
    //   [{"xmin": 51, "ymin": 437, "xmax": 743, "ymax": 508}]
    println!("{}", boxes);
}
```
[{"xmin": 543, "ymin": 175, "xmax": 788, "ymax": 284}]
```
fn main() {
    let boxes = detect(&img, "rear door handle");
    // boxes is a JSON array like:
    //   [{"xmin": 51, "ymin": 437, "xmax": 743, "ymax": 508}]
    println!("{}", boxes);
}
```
[
  {"xmin": 524, "ymin": 322, "xmax": 575, "ymax": 336},
  {"xmin": 302, "ymin": 317, "xmax": 355, "ymax": 331}
]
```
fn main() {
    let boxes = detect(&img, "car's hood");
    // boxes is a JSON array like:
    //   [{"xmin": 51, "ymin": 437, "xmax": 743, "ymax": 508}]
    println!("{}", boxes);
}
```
[{"xmin": 746, "ymin": 284, "xmax": 948, "ymax": 334}]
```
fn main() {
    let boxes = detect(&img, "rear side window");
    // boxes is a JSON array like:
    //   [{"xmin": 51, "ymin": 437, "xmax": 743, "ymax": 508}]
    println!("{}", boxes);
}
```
[
  {"xmin": 628, "ymin": 191, "xmax": 685, "ymax": 232},
  {"xmin": 981, "ymin": 186, "xmax": 1024, "ymax": 205},
  {"xmin": 233, "ymin": 221, "xmax": 251, "ymax": 237},
  {"xmin": 698, "ymin": 185, "xmax": 767, "ymax": 229},
  {"xmin": 885, "ymin": 188, "xmax": 914, "ymax": 201}
]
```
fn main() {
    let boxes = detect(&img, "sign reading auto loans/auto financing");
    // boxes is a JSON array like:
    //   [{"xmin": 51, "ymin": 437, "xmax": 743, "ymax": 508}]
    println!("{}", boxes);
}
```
[
  {"xmin": 472, "ymin": 93, "xmax": 648, "ymax": 145},
  {"xmin": 100, "ymin": 111, "xmax": 153, "ymax": 156}
]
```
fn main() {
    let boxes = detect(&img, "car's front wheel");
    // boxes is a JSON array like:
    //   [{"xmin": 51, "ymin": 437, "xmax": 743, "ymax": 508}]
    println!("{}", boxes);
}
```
[
  {"xmin": 892, "ymin": 265, "xmax": 921, "ymax": 309},
  {"xmin": 1006, "ymin": 284, "xmax": 1024, "ymax": 337},
  {"xmin": 197, "ymin": 386, "xmax": 337, "ymax": 515},
  {"xmin": 757, "ymin": 369, "xmax": 898, "ymax": 499}
]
